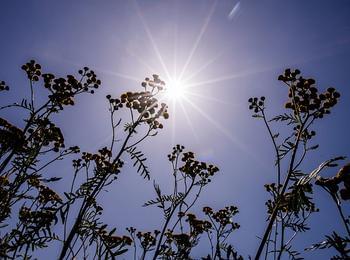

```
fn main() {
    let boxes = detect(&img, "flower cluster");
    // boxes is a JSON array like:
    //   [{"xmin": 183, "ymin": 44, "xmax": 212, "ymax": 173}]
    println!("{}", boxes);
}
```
[
  {"xmin": 0, "ymin": 80, "xmax": 9, "ymax": 91},
  {"xmin": 0, "ymin": 176, "xmax": 10, "ymax": 218},
  {"xmin": 167, "ymin": 144, "xmax": 185, "ymax": 162},
  {"xmin": 38, "ymin": 185, "xmax": 62, "ymax": 204},
  {"xmin": 179, "ymin": 151, "xmax": 219, "ymax": 184},
  {"xmin": 98, "ymin": 228, "xmax": 132, "ymax": 247},
  {"xmin": 0, "ymin": 176, "xmax": 9, "ymax": 186},
  {"xmin": 204, "ymin": 206, "xmax": 240, "ymax": 227},
  {"xmin": 28, "ymin": 118, "xmax": 64, "ymax": 152},
  {"xmin": 19, "ymin": 206, "xmax": 56, "ymax": 229},
  {"xmin": 136, "ymin": 230, "xmax": 159, "ymax": 250},
  {"xmin": 106, "ymin": 75, "xmax": 169, "ymax": 130},
  {"xmin": 186, "ymin": 213, "xmax": 212, "ymax": 236},
  {"xmin": 316, "ymin": 163, "xmax": 350, "ymax": 200},
  {"xmin": 26, "ymin": 175, "xmax": 62, "ymax": 205},
  {"xmin": 27, "ymin": 176, "xmax": 40, "ymax": 188},
  {"xmin": 248, "ymin": 96, "xmax": 266, "ymax": 113},
  {"xmin": 278, "ymin": 69, "xmax": 340, "ymax": 118},
  {"xmin": 171, "ymin": 233, "xmax": 191, "ymax": 248},
  {"xmin": 299, "ymin": 128, "xmax": 316, "ymax": 140},
  {"xmin": 142, "ymin": 74, "xmax": 165, "ymax": 90},
  {"xmin": 103, "ymin": 234, "xmax": 132, "ymax": 246},
  {"xmin": 80, "ymin": 147, "xmax": 123, "ymax": 174},
  {"xmin": 0, "ymin": 117, "xmax": 25, "ymax": 152},
  {"xmin": 42, "ymin": 66, "xmax": 101, "ymax": 107},
  {"xmin": 163, "ymin": 231, "xmax": 192, "ymax": 254},
  {"xmin": 21, "ymin": 60, "xmax": 41, "ymax": 81}
]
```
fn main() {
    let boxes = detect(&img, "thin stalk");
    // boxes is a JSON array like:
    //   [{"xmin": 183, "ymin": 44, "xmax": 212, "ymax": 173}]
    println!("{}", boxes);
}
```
[
  {"xmin": 59, "ymin": 124, "xmax": 136, "ymax": 260},
  {"xmin": 262, "ymin": 110, "xmax": 281, "ymax": 188},
  {"xmin": 330, "ymin": 191, "xmax": 350, "ymax": 236},
  {"xmin": 152, "ymin": 181, "xmax": 195, "ymax": 260},
  {"xmin": 0, "ymin": 100, "xmax": 50, "ymax": 175},
  {"xmin": 255, "ymin": 118, "xmax": 307, "ymax": 259}
]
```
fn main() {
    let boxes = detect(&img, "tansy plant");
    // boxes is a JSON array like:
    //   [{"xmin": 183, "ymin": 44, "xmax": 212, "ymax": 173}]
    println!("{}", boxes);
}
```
[{"xmin": 0, "ymin": 61, "xmax": 348, "ymax": 260}]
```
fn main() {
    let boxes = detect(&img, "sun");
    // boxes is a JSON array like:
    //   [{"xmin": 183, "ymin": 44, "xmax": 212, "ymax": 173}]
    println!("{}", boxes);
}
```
[{"xmin": 165, "ymin": 78, "xmax": 187, "ymax": 100}]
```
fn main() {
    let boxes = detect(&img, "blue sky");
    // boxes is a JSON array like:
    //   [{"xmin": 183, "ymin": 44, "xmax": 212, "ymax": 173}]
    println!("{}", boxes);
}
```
[{"xmin": 1, "ymin": 0, "xmax": 350, "ymax": 258}]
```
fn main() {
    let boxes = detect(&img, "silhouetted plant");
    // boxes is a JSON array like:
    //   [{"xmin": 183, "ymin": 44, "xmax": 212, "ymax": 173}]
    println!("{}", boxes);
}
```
[
  {"xmin": 134, "ymin": 145, "xmax": 240, "ymax": 260},
  {"xmin": 1, "ymin": 61, "xmax": 349, "ymax": 260},
  {"xmin": 58, "ymin": 74, "xmax": 169, "ymax": 259},
  {"xmin": 0, "ymin": 60, "xmax": 100, "ymax": 259},
  {"xmin": 249, "ymin": 69, "xmax": 347, "ymax": 259},
  {"xmin": 1, "ymin": 61, "xmax": 236, "ymax": 260},
  {"xmin": 304, "ymin": 163, "xmax": 350, "ymax": 258},
  {"xmin": 0, "ymin": 60, "xmax": 171, "ymax": 259}
]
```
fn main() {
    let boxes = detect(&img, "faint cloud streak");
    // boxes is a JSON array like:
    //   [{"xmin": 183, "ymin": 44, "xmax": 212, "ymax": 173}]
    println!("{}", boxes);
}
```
[{"xmin": 228, "ymin": 1, "xmax": 241, "ymax": 20}]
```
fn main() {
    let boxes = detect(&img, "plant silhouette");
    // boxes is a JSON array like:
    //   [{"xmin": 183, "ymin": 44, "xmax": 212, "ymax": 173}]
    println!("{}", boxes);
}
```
[{"xmin": 0, "ymin": 62, "xmax": 348, "ymax": 259}]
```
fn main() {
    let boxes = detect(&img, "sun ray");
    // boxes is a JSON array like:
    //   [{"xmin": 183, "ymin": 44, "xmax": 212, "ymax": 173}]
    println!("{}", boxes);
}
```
[
  {"xmin": 173, "ymin": 16, "xmax": 178, "ymax": 80},
  {"xmin": 171, "ymin": 99, "xmax": 176, "ymax": 145},
  {"xmin": 183, "ymin": 52, "xmax": 223, "ymax": 83},
  {"xmin": 185, "ymin": 91, "xmax": 233, "ymax": 106},
  {"xmin": 178, "ymin": 0, "xmax": 218, "ymax": 81},
  {"xmin": 125, "ymin": 47, "xmax": 157, "ymax": 74},
  {"xmin": 95, "ymin": 67, "xmax": 141, "ymax": 82},
  {"xmin": 178, "ymin": 100, "xmax": 200, "ymax": 143},
  {"xmin": 185, "ymin": 59, "xmax": 318, "ymax": 89},
  {"xmin": 134, "ymin": 0, "xmax": 171, "ymax": 80},
  {"xmin": 185, "ymin": 73, "xmax": 241, "ymax": 88},
  {"xmin": 182, "ymin": 96, "xmax": 245, "ymax": 148}
]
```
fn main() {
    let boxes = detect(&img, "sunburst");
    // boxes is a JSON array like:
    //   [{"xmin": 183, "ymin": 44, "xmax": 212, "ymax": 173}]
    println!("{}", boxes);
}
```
[
  {"xmin": 164, "ymin": 77, "xmax": 191, "ymax": 102},
  {"xmin": 97, "ymin": 0, "xmax": 256, "ymax": 156},
  {"xmin": 130, "ymin": 0, "xmax": 243, "ymax": 146}
]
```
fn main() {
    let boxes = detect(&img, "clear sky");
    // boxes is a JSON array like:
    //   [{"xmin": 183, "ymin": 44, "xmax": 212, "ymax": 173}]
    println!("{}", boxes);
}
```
[{"xmin": 1, "ymin": 0, "xmax": 350, "ymax": 258}]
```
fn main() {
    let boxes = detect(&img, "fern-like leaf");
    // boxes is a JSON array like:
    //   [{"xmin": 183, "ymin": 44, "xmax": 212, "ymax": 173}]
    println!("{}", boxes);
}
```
[{"xmin": 126, "ymin": 147, "xmax": 150, "ymax": 179}]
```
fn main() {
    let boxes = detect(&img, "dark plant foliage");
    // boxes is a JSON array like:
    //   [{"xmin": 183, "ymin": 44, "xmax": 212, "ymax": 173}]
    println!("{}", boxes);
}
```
[
  {"xmin": 249, "ymin": 69, "xmax": 348, "ymax": 259},
  {"xmin": 0, "ymin": 62, "xmax": 348, "ymax": 260}
]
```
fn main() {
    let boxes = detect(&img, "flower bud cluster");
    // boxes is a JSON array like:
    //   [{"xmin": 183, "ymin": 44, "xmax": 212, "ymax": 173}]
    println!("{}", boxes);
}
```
[
  {"xmin": 98, "ymin": 228, "xmax": 132, "ymax": 247},
  {"xmin": 278, "ymin": 69, "xmax": 340, "ymax": 118},
  {"xmin": 186, "ymin": 213, "xmax": 212, "ymax": 235},
  {"xmin": 136, "ymin": 230, "xmax": 158, "ymax": 250},
  {"xmin": 248, "ymin": 96, "xmax": 266, "ymax": 113},
  {"xmin": 106, "ymin": 75, "xmax": 169, "ymax": 130},
  {"xmin": 38, "ymin": 185, "xmax": 62, "ymax": 204},
  {"xmin": 42, "ymin": 66, "xmax": 101, "ymax": 107},
  {"xmin": 79, "ymin": 148, "xmax": 123, "ymax": 175},
  {"xmin": 0, "ymin": 176, "xmax": 10, "ymax": 216},
  {"xmin": 142, "ymin": 74, "xmax": 165, "ymax": 91},
  {"xmin": 19, "ymin": 206, "xmax": 55, "ymax": 228},
  {"xmin": 167, "ymin": 144, "xmax": 185, "ymax": 162},
  {"xmin": 179, "ymin": 151, "xmax": 219, "ymax": 184},
  {"xmin": 28, "ymin": 118, "xmax": 64, "ymax": 152},
  {"xmin": 0, "ymin": 80, "xmax": 9, "ymax": 91},
  {"xmin": 26, "ymin": 175, "xmax": 62, "ymax": 205},
  {"xmin": 0, "ymin": 117, "xmax": 25, "ymax": 152},
  {"xmin": 204, "ymin": 206, "xmax": 239, "ymax": 227},
  {"xmin": 21, "ymin": 60, "xmax": 41, "ymax": 81}
]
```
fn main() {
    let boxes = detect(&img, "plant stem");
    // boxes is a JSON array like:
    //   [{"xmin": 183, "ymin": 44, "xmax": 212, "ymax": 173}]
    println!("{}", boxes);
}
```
[
  {"xmin": 255, "ymin": 120, "xmax": 306, "ymax": 259},
  {"xmin": 59, "ymin": 125, "xmax": 136, "ymax": 260},
  {"xmin": 152, "ymin": 181, "xmax": 195, "ymax": 260},
  {"xmin": 331, "ymin": 193, "xmax": 350, "ymax": 237}
]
